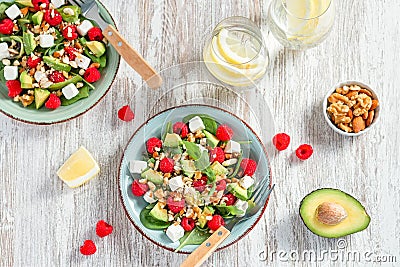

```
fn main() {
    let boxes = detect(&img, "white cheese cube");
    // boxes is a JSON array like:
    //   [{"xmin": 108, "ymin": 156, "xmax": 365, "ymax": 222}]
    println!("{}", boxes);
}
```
[
  {"xmin": 5, "ymin": 4, "xmax": 21, "ymax": 20},
  {"xmin": 51, "ymin": 0, "xmax": 65, "ymax": 8},
  {"xmin": 0, "ymin": 43, "xmax": 10, "ymax": 60},
  {"xmin": 34, "ymin": 71, "xmax": 47, "ymax": 83},
  {"xmin": 74, "ymin": 54, "xmax": 91, "ymax": 69},
  {"xmin": 39, "ymin": 35, "xmax": 54, "ymax": 48},
  {"xmin": 129, "ymin": 160, "xmax": 148, "ymax": 174},
  {"xmin": 143, "ymin": 191, "xmax": 157, "ymax": 204},
  {"xmin": 3, "ymin": 66, "xmax": 18, "ymax": 80},
  {"xmin": 0, "ymin": 52, "xmax": 10, "ymax": 61},
  {"xmin": 166, "ymin": 224, "xmax": 185, "ymax": 242},
  {"xmin": 168, "ymin": 175, "xmax": 184, "ymax": 191},
  {"xmin": 234, "ymin": 199, "xmax": 249, "ymax": 217},
  {"xmin": 224, "ymin": 140, "xmax": 241, "ymax": 153},
  {"xmin": 77, "ymin": 20, "xmax": 94, "ymax": 36},
  {"xmin": 62, "ymin": 83, "xmax": 79, "ymax": 100},
  {"xmin": 239, "ymin": 175, "xmax": 255, "ymax": 189},
  {"xmin": 188, "ymin": 116, "xmax": 205, "ymax": 133}
]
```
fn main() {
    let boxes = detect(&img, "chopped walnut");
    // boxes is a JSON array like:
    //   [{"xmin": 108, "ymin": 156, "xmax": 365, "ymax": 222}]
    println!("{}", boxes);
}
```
[{"xmin": 20, "ymin": 94, "xmax": 34, "ymax": 107}]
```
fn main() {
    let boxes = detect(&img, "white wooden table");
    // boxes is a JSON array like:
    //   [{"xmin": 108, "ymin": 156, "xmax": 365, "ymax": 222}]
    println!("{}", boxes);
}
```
[{"xmin": 1, "ymin": 0, "xmax": 399, "ymax": 266}]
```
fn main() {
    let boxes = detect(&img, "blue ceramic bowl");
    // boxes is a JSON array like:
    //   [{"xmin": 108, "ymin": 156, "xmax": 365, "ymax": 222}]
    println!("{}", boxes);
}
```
[{"xmin": 118, "ymin": 104, "xmax": 272, "ymax": 253}]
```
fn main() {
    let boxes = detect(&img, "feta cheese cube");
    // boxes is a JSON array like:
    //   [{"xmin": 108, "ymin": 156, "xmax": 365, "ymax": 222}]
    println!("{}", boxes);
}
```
[
  {"xmin": 51, "ymin": 0, "xmax": 65, "ymax": 8},
  {"xmin": 62, "ymin": 83, "xmax": 79, "ymax": 100},
  {"xmin": 3, "ymin": 66, "xmax": 18, "ymax": 80},
  {"xmin": 188, "ymin": 116, "xmax": 205, "ymax": 133},
  {"xmin": 166, "ymin": 224, "xmax": 185, "ymax": 242},
  {"xmin": 143, "ymin": 191, "xmax": 157, "ymax": 204},
  {"xmin": 239, "ymin": 175, "xmax": 255, "ymax": 189},
  {"xmin": 168, "ymin": 175, "xmax": 184, "ymax": 191},
  {"xmin": 0, "ymin": 43, "xmax": 10, "ymax": 60},
  {"xmin": 74, "ymin": 54, "xmax": 91, "ymax": 69},
  {"xmin": 224, "ymin": 140, "xmax": 241, "ymax": 153},
  {"xmin": 235, "ymin": 199, "xmax": 249, "ymax": 217},
  {"xmin": 39, "ymin": 35, "xmax": 54, "ymax": 48},
  {"xmin": 5, "ymin": 4, "xmax": 21, "ymax": 20},
  {"xmin": 77, "ymin": 20, "xmax": 94, "ymax": 36},
  {"xmin": 34, "ymin": 71, "xmax": 47, "ymax": 83},
  {"xmin": 129, "ymin": 160, "xmax": 148, "ymax": 174}
]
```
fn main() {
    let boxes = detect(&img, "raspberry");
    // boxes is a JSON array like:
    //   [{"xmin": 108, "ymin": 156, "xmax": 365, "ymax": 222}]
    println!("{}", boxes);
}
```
[
  {"xmin": 146, "ymin": 137, "xmax": 162, "ymax": 153},
  {"xmin": 215, "ymin": 179, "xmax": 226, "ymax": 191},
  {"xmin": 87, "ymin": 27, "xmax": 104, "ymax": 41},
  {"xmin": 181, "ymin": 217, "xmax": 195, "ymax": 231},
  {"xmin": 209, "ymin": 147, "xmax": 225, "ymax": 163},
  {"xmin": 80, "ymin": 240, "xmax": 96, "ymax": 256},
  {"xmin": 62, "ymin": 25, "xmax": 78, "ymax": 41},
  {"xmin": 272, "ymin": 133, "xmax": 290, "ymax": 151},
  {"xmin": 193, "ymin": 176, "xmax": 207, "ymax": 192},
  {"xmin": 96, "ymin": 220, "xmax": 113, "ymax": 238},
  {"xmin": 0, "ymin": 19, "xmax": 14, "ymax": 35},
  {"xmin": 223, "ymin": 193, "xmax": 237, "ymax": 206},
  {"xmin": 216, "ymin": 124, "xmax": 233, "ymax": 141},
  {"xmin": 118, "ymin": 105, "xmax": 134, "ymax": 122},
  {"xmin": 64, "ymin": 46, "xmax": 77, "ymax": 60},
  {"xmin": 32, "ymin": 0, "xmax": 49, "ymax": 11},
  {"xmin": 44, "ymin": 9, "xmax": 62, "ymax": 26},
  {"xmin": 6, "ymin": 80, "xmax": 22, "ymax": 98},
  {"xmin": 27, "ymin": 56, "xmax": 42, "ymax": 68},
  {"xmin": 240, "ymin": 158, "xmax": 257, "ymax": 176},
  {"xmin": 131, "ymin": 180, "xmax": 148, "ymax": 196},
  {"xmin": 48, "ymin": 71, "xmax": 66, "ymax": 83},
  {"xmin": 45, "ymin": 94, "xmax": 61, "ymax": 109},
  {"xmin": 295, "ymin": 144, "xmax": 313, "ymax": 160},
  {"xmin": 84, "ymin": 67, "xmax": 101, "ymax": 83},
  {"xmin": 167, "ymin": 197, "xmax": 185, "ymax": 214},
  {"xmin": 173, "ymin": 122, "xmax": 189, "ymax": 138},
  {"xmin": 207, "ymin": 215, "xmax": 225, "ymax": 231},
  {"xmin": 159, "ymin": 158, "xmax": 174, "ymax": 173}
]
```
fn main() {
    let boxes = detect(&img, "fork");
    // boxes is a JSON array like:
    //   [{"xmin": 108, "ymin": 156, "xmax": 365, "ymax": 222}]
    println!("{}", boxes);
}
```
[
  {"xmin": 180, "ymin": 179, "xmax": 275, "ymax": 267},
  {"xmin": 68, "ymin": 0, "xmax": 162, "ymax": 89}
]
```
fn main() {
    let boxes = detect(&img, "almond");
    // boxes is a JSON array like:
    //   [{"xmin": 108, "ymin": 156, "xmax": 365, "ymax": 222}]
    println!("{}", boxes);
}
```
[
  {"xmin": 366, "ymin": 110, "xmax": 374, "ymax": 127},
  {"xmin": 348, "ymin": 109, "xmax": 353, "ymax": 120},
  {"xmin": 352, "ymin": 117, "xmax": 366, "ymax": 133},
  {"xmin": 362, "ymin": 112, "xmax": 368, "ymax": 120},
  {"xmin": 359, "ymin": 88, "xmax": 372, "ymax": 97},
  {"xmin": 370, "ymin": 99, "xmax": 379, "ymax": 110}
]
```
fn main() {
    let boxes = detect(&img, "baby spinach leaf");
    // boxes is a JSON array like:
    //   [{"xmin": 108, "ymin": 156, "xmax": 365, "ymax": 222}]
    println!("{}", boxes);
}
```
[
  {"xmin": 194, "ymin": 150, "xmax": 210, "ymax": 171},
  {"xmin": 140, "ymin": 207, "xmax": 171, "ymax": 230},
  {"xmin": 175, "ymin": 227, "xmax": 211, "ymax": 252},
  {"xmin": 215, "ymin": 204, "xmax": 244, "ymax": 216},
  {"xmin": 61, "ymin": 85, "xmax": 89, "ymax": 106},
  {"xmin": 203, "ymin": 166, "xmax": 216, "ymax": 183},
  {"xmin": 182, "ymin": 141, "xmax": 201, "ymax": 160}
]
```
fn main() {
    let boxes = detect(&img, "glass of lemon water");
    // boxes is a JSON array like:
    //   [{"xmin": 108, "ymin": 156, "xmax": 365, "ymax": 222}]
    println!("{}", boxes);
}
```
[
  {"xmin": 203, "ymin": 16, "xmax": 269, "ymax": 88},
  {"xmin": 267, "ymin": 0, "xmax": 335, "ymax": 50}
]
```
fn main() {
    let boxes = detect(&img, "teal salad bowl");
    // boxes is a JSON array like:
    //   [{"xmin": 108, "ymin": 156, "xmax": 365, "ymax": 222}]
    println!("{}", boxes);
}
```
[
  {"xmin": 118, "ymin": 105, "xmax": 272, "ymax": 253},
  {"xmin": 0, "ymin": 0, "xmax": 120, "ymax": 124}
]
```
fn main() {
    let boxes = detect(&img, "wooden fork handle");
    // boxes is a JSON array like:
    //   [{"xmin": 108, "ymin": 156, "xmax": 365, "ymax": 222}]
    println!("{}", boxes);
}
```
[
  {"xmin": 103, "ymin": 25, "xmax": 162, "ymax": 89},
  {"xmin": 180, "ymin": 226, "xmax": 230, "ymax": 267}
]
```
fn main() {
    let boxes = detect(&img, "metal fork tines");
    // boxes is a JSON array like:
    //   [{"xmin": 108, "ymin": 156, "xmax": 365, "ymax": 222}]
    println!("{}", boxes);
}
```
[{"xmin": 68, "ymin": 0, "xmax": 108, "ymax": 30}]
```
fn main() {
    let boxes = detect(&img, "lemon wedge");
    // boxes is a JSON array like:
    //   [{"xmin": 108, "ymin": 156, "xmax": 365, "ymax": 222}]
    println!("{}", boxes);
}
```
[{"xmin": 57, "ymin": 146, "xmax": 100, "ymax": 188}]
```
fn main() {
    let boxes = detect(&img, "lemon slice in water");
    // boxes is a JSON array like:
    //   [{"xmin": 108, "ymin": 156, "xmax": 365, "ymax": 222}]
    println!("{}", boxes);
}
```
[{"xmin": 57, "ymin": 146, "xmax": 100, "ymax": 188}]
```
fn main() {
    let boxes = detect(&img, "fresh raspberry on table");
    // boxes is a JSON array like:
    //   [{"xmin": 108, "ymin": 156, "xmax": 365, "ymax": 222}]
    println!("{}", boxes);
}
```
[
  {"xmin": 45, "ymin": 94, "xmax": 61, "ymax": 109},
  {"xmin": 84, "ymin": 67, "xmax": 101, "ymax": 83},
  {"xmin": 215, "ymin": 179, "xmax": 226, "ymax": 191},
  {"xmin": 27, "ymin": 56, "xmax": 42, "ymax": 68},
  {"xmin": 216, "ymin": 124, "xmax": 233, "ymax": 141},
  {"xmin": 146, "ymin": 137, "xmax": 162, "ymax": 153},
  {"xmin": 131, "ymin": 180, "xmax": 148, "ymax": 196},
  {"xmin": 87, "ymin": 27, "xmax": 104, "ymax": 41},
  {"xmin": 209, "ymin": 147, "xmax": 225, "ymax": 163},
  {"xmin": 80, "ymin": 240, "xmax": 96, "ymax": 256},
  {"xmin": 6, "ymin": 80, "xmax": 22, "ymax": 98},
  {"xmin": 32, "ymin": 0, "xmax": 49, "ymax": 11},
  {"xmin": 44, "ymin": 9, "xmax": 62, "ymax": 26},
  {"xmin": 62, "ymin": 25, "xmax": 78, "ymax": 41},
  {"xmin": 272, "ymin": 133, "xmax": 290, "ymax": 151},
  {"xmin": 0, "ymin": 19, "xmax": 14, "ymax": 35},
  {"xmin": 207, "ymin": 215, "xmax": 225, "ymax": 231},
  {"xmin": 118, "ymin": 105, "xmax": 134, "ymax": 122},
  {"xmin": 295, "ymin": 144, "xmax": 313, "ymax": 160},
  {"xmin": 96, "ymin": 220, "xmax": 113, "ymax": 238},
  {"xmin": 193, "ymin": 176, "xmax": 207, "ymax": 192},
  {"xmin": 222, "ymin": 193, "xmax": 237, "ymax": 206},
  {"xmin": 240, "ymin": 158, "xmax": 257, "ymax": 176},
  {"xmin": 173, "ymin": 122, "xmax": 189, "ymax": 138},
  {"xmin": 167, "ymin": 197, "xmax": 185, "ymax": 214},
  {"xmin": 48, "ymin": 71, "xmax": 66, "ymax": 83},
  {"xmin": 181, "ymin": 217, "xmax": 195, "ymax": 231},
  {"xmin": 159, "ymin": 158, "xmax": 174, "ymax": 173},
  {"xmin": 64, "ymin": 46, "xmax": 77, "ymax": 60}
]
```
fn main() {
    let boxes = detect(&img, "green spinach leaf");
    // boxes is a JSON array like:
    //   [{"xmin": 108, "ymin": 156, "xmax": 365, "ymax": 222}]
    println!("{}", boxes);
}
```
[
  {"xmin": 194, "ymin": 150, "xmax": 210, "ymax": 171},
  {"xmin": 61, "ymin": 85, "xmax": 89, "ymax": 106},
  {"xmin": 175, "ymin": 227, "xmax": 211, "ymax": 252},
  {"xmin": 182, "ymin": 141, "xmax": 201, "ymax": 160},
  {"xmin": 140, "ymin": 206, "xmax": 171, "ymax": 230},
  {"xmin": 215, "ymin": 204, "xmax": 244, "ymax": 216}
]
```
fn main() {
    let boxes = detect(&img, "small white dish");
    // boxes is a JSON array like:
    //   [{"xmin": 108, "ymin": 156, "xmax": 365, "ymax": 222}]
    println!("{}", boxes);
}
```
[{"xmin": 323, "ymin": 81, "xmax": 381, "ymax": 137}]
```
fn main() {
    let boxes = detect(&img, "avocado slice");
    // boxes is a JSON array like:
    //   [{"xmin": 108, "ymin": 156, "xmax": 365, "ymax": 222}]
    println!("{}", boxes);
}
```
[
  {"xmin": 203, "ymin": 130, "xmax": 219, "ymax": 148},
  {"xmin": 198, "ymin": 206, "xmax": 215, "ymax": 228},
  {"xmin": 34, "ymin": 88, "xmax": 50, "ymax": 109},
  {"xmin": 58, "ymin": 6, "xmax": 81, "ymax": 23},
  {"xmin": 86, "ymin": 41, "xmax": 106, "ymax": 57},
  {"xmin": 149, "ymin": 202, "xmax": 168, "ymax": 223},
  {"xmin": 16, "ymin": 0, "xmax": 34, "ymax": 7},
  {"xmin": 49, "ymin": 75, "xmax": 83, "ymax": 91},
  {"xmin": 163, "ymin": 133, "xmax": 182, "ymax": 148},
  {"xmin": 23, "ymin": 32, "xmax": 36, "ymax": 55},
  {"xmin": 227, "ymin": 182, "xmax": 248, "ymax": 201},
  {"xmin": 32, "ymin": 11, "xmax": 44, "ymax": 25},
  {"xmin": 141, "ymin": 169, "xmax": 163, "ymax": 185},
  {"xmin": 181, "ymin": 160, "xmax": 195, "ymax": 178},
  {"xmin": 43, "ymin": 56, "xmax": 71, "ymax": 72},
  {"xmin": 210, "ymin": 161, "xmax": 228, "ymax": 176},
  {"xmin": 20, "ymin": 71, "xmax": 33, "ymax": 88},
  {"xmin": 299, "ymin": 188, "xmax": 370, "ymax": 238}
]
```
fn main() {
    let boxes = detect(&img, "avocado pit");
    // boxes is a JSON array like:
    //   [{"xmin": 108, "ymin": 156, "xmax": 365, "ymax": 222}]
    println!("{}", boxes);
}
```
[{"xmin": 316, "ymin": 202, "xmax": 347, "ymax": 225}]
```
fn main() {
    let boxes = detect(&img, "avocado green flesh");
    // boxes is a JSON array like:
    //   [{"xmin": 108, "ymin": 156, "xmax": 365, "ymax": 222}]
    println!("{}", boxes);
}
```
[
  {"xmin": 227, "ymin": 182, "xmax": 248, "ymax": 200},
  {"xmin": 210, "ymin": 161, "xmax": 228, "ymax": 176},
  {"xmin": 299, "ymin": 188, "xmax": 370, "ymax": 238},
  {"xmin": 149, "ymin": 203, "xmax": 168, "ymax": 222},
  {"xmin": 34, "ymin": 88, "xmax": 50, "ymax": 109},
  {"xmin": 164, "ymin": 133, "xmax": 182, "ymax": 147},
  {"xmin": 141, "ymin": 169, "xmax": 163, "ymax": 185}
]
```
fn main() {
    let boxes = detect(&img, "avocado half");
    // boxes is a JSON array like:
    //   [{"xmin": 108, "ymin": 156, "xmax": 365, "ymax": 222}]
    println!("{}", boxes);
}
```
[{"xmin": 299, "ymin": 188, "xmax": 370, "ymax": 238}]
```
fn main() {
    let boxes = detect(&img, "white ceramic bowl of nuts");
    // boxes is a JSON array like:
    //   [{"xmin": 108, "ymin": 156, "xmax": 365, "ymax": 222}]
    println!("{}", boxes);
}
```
[{"xmin": 323, "ymin": 81, "xmax": 380, "ymax": 137}]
